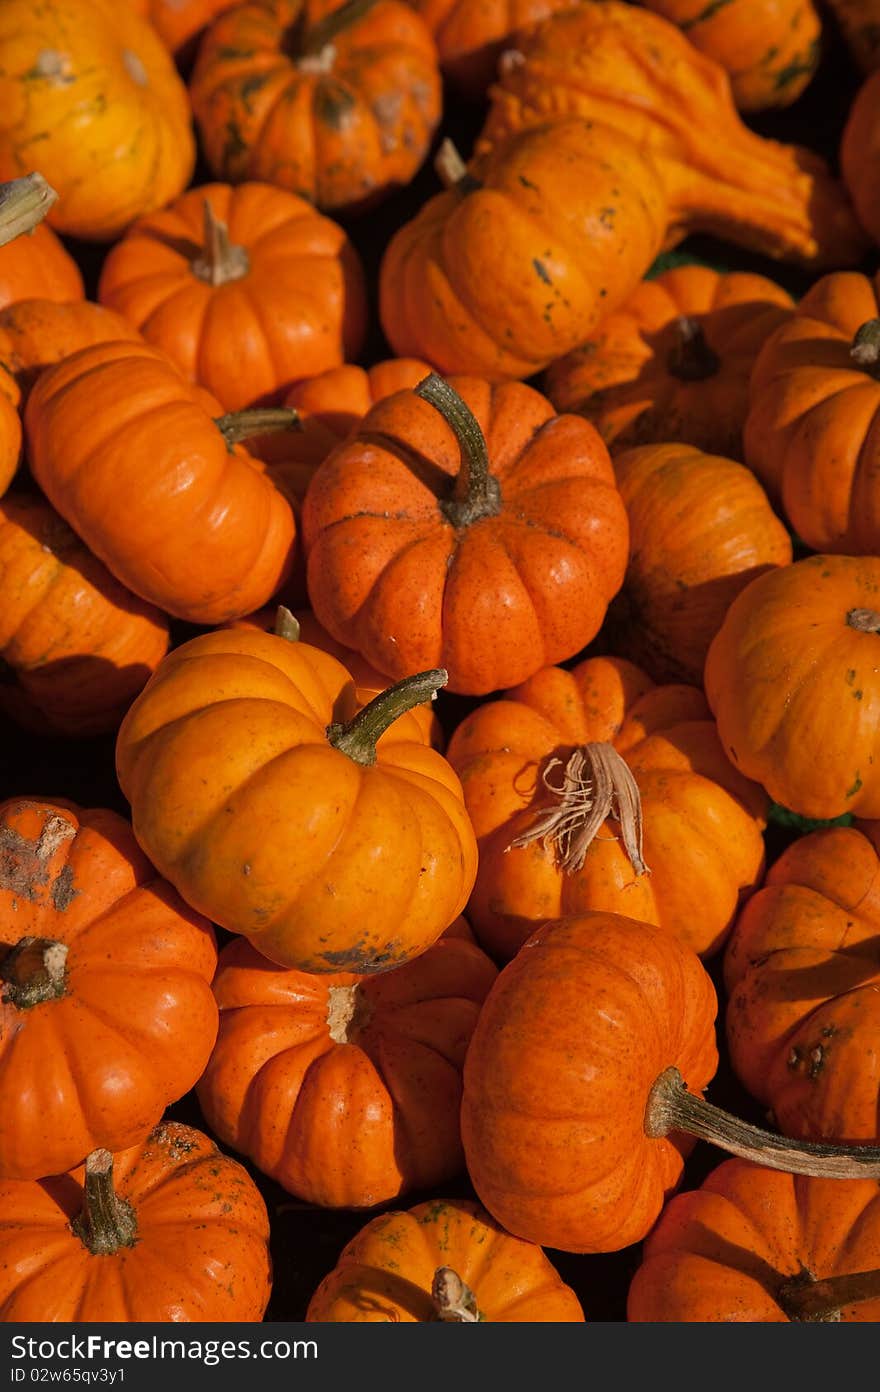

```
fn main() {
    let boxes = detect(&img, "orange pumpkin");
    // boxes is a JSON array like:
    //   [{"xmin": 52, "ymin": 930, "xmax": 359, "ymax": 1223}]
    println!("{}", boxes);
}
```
[
  {"xmin": 196, "ymin": 920, "xmax": 497, "ymax": 1207},
  {"xmin": 0, "ymin": 397, "xmax": 18, "ymax": 497},
  {"xmin": 379, "ymin": 119, "xmax": 669, "ymax": 379},
  {"xmin": 307, "ymin": 1197, "xmax": 585, "ymax": 1321},
  {"xmin": 641, "ymin": 0, "xmax": 821, "ymax": 111},
  {"xmin": 543, "ymin": 265, "xmax": 795, "ymax": 459},
  {"xmin": 0, "ymin": 227, "xmax": 82, "ymax": 314},
  {"xmin": 131, "ymin": 0, "xmax": 239, "ymax": 62},
  {"xmin": 0, "ymin": 799, "xmax": 218, "ymax": 1180},
  {"xmin": 608, "ymin": 443, "xmax": 793, "ymax": 686},
  {"xmin": 0, "ymin": 299, "xmax": 142, "ymax": 409},
  {"xmin": 116, "ymin": 627, "xmax": 478, "ymax": 972},
  {"xmin": 0, "ymin": 0, "xmax": 195, "ymax": 240},
  {"xmin": 841, "ymin": 70, "xmax": 880, "ymax": 245},
  {"xmin": 0, "ymin": 1124, "xmax": 271, "ymax": 1321},
  {"xmin": 25, "ymin": 340, "xmax": 297, "ymax": 623},
  {"xmin": 629, "ymin": 1157, "xmax": 880, "ymax": 1321},
  {"xmin": 744, "ymin": 270, "xmax": 880, "ymax": 552},
  {"xmin": 724, "ymin": 824, "xmax": 880, "ymax": 1145},
  {"xmin": 190, "ymin": 0, "xmax": 442, "ymax": 213},
  {"xmin": 704, "ymin": 555, "xmax": 880, "ymax": 821},
  {"xmin": 98, "ymin": 182, "xmax": 367, "ymax": 413},
  {"xmin": 446, "ymin": 654, "xmax": 767, "ymax": 960},
  {"xmin": 404, "ymin": 0, "xmax": 573, "ymax": 97},
  {"xmin": 0, "ymin": 493, "xmax": 169, "ymax": 736},
  {"xmin": 302, "ymin": 373, "xmax": 629, "ymax": 695},
  {"xmin": 478, "ymin": 3, "xmax": 864, "ymax": 268}
]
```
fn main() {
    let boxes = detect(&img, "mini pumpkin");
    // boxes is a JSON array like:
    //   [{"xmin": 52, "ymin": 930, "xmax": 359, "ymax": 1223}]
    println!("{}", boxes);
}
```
[
  {"xmin": 724, "ymin": 824, "xmax": 880, "ymax": 1145},
  {"xmin": 307, "ymin": 1198, "xmax": 585, "ymax": 1321},
  {"xmin": 543, "ymin": 264, "xmax": 794, "ymax": 459},
  {"xmin": 704, "ymin": 555, "xmax": 880, "ymax": 821},
  {"xmin": 0, "ymin": 0, "xmax": 195, "ymax": 240},
  {"xmin": 608, "ymin": 443, "xmax": 792, "ymax": 686},
  {"xmin": 0, "ymin": 185, "xmax": 82, "ymax": 310},
  {"xmin": 98, "ymin": 182, "xmax": 367, "ymax": 412},
  {"xmin": 25, "ymin": 340, "xmax": 297, "ymax": 623},
  {"xmin": 0, "ymin": 1124, "xmax": 271, "ymax": 1321},
  {"xmin": 190, "ymin": 0, "xmax": 442, "ymax": 213},
  {"xmin": 446, "ymin": 654, "xmax": 767, "ymax": 960},
  {"xmin": 196, "ymin": 920, "xmax": 496, "ymax": 1207},
  {"xmin": 0, "ymin": 493, "xmax": 169, "ymax": 737},
  {"xmin": 116, "ymin": 627, "xmax": 477, "ymax": 972},
  {"xmin": 629, "ymin": 1157, "xmax": 880, "ymax": 1321},
  {"xmin": 0, "ymin": 799, "xmax": 218, "ymax": 1181},
  {"xmin": 0, "ymin": 299, "xmax": 141, "ymax": 409},
  {"xmin": 302, "ymin": 373, "xmax": 629, "ymax": 695}
]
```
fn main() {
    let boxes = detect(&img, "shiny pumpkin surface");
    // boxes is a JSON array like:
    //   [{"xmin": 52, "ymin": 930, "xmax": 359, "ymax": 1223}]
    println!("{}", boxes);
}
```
[
  {"xmin": 196, "ymin": 920, "xmax": 497, "ymax": 1207},
  {"xmin": 0, "ymin": 223, "xmax": 83, "ymax": 311},
  {"xmin": 0, "ymin": 799, "xmax": 218, "ymax": 1180},
  {"xmin": 190, "ymin": 0, "xmax": 442, "ymax": 213},
  {"xmin": 303, "ymin": 376, "xmax": 629, "ymax": 696},
  {"xmin": 115, "ymin": 628, "xmax": 478, "ymax": 972},
  {"xmin": 461, "ymin": 912, "xmax": 719, "ymax": 1252},
  {"xmin": 25, "ymin": 340, "xmax": 296, "ymax": 624},
  {"xmin": 447, "ymin": 654, "xmax": 767, "ymax": 959},
  {"xmin": 629, "ymin": 1157, "xmax": 880, "ymax": 1321},
  {"xmin": 307, "ymin": 1197, "xmax": 585, "ymax": 1320},
  {"xmin": 98, "ymin": 182, "xmax": 367, "ymax": 413},
  {"xmin": 543, "ymin": 265, "xmax": 794, "ymax": 459},
  {"xmin": 0, "ymin": 0, "xmax": 195, "ymax": 240},
  {"xmin": 724, "ymin": 824, "xmax": 880, "ymax": 1143},
  {"xmin": 704, "ymin": 555, "xmax": 880, "ymax": 820},
  {"xmin": 0, "ymin": 1122, "xmax": 271, "ymax": 1321}
]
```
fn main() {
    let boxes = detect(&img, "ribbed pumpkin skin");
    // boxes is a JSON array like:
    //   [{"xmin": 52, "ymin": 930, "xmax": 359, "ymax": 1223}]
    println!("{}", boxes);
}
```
[
  {"xmin": 744, "ymin": 271, "xmax": 880, "ymax": 553},
  {"xmin": 379, "ymin": 117, "xmax": 669, "ymax": 379},
  {"xmin": 642, "ymin": 0, "xmax": 820, "ymax": 111},
  {"xmin": 115, "ymin": 628, "xmax": 478, "ymax": 973},
  {"xmin": 0, "ymin": 1123, "xmax": 272, "ymax": 1321},
  {"xmin": 0, "ymin": 799, "xmax": 218, "ymax": 1181},
  {"xmin": 0, "ymin": 224, "xmax": 83, "ymax": 311},
  {"xmin": 307, "ymin": 1198, "xmax": 585, "ymax": 1320},
  {"xmin": 302, "ymin": 377, "xmax": 629, "ymax": 696},
  {"xmin": 610, "ymin": 443, "xmax": 793, "ymax": 685},
  {"xmin": 196, "ymin": 921, "xmax": 497, "ymax": 1207},
  {"xmin": 461, "ymin": 912, "xmax": 719, "ymax": 1253},
  {"xmin": 543, "ymin": 265, "xmax": 794, "ymax": 459},
  {"xmin": 98, "ymin": 182, "xmax": 367, "ymax": 413},
  {"xmin": 478, "ymin": 3, "xmax": 864, "ymax": 268},
  {"xmin": 628, "ymin": 1157, "xmax": 880, "ymax": 1321},
  {"xmin": 25, "ymin": 340, "xmax": 296, "ymax": 624},
  {"xmin": 704, "ymin": 555, "xmax": 880, "ymax": 821},
  {"xmin": 405, "ymin": 0, "xmax": 573, "ymax": 95},
  {"xmin": 724, "ymin": 825, "xmax": 880, "ymax": 1145},
  {"xmin": 446, "ymin": 655, "xmax": 767, "ymax": 960},
  {"xmin": 0, "ymin": 300, "xmax": 142, "ymax": 409},
  {"xmin": 0, "ymin": 494, "xmax": 169, "ymax": 737},
  {"xmin": 190, "ymin": 0, "xmax": 442, "ymax": 213},
  {"xmin": 0, "ymin": 0, "xmax": 195, "ymax": 240}
]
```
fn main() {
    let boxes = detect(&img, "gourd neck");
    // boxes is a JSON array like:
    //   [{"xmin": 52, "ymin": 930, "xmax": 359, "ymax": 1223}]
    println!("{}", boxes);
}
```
[
  {"xmin": 415, "ymin": 373, "xmax": 502, "ymax": 529},
  {"xmin": 0, "ymin": 936, "xmax": 68, "ymax": 1009},
  {"xmin": 326, "ymin": 669, "xmax": 447, "ymax": 765},
  {"xmin": 71, "ymin": 1150, "xmax": 138, "ymax": 1256},
  {"xmin": 191, "ymin": 200, "xmax": 250, "ymax": 286},
  {"xmin": 666, "ymin": 316, "xmax": 720, "ymax": 382}
]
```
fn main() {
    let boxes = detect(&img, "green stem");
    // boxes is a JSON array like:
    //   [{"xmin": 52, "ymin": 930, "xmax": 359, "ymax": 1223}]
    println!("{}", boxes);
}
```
[
  {"xmin": 415, "ymin": 374, "xmax": 501, "ymax": 528},
  {"xmin": 0, "ymin": 173, "xmax": 58, "ymax": 247},
  {"xmin": 327, "ymin": 669, "xmax": 447, "ymax": 766},
  {"xmin": 191, "ymin": 200, "xmax": 250, "ymax": 286},
  {"xmin": 645, "ymin": 1067, "xmax": 880, "ymax": 1178},
  {"xmin": 0, "ymin": 937, "xmax": 68, "ymax": 1009},
  {"xmin": 215, "ymin": 408, "xmax": 301, "ymax": 452},
  {"xmin": 71, "ymin": 1150, "xmax": 138, "ymax": 1256}
]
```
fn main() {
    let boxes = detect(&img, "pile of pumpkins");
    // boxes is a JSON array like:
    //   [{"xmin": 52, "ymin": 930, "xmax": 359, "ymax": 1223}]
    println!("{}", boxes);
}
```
[{"xmin": 3, "ymin": 0, "xmax": 880, "ymax": 1324}]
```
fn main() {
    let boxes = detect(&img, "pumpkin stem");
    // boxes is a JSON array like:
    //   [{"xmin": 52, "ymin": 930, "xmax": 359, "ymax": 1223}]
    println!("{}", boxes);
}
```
[
  {"xmin": 666, "ymin": 316, "xmax": 721, "ymax": 382},
  {"xmin": 645, "ymin": 1067, "xmax": 880, "ymax": 1178},
  {"xmin": 778, "ymin": 1265, "xmax": 880, "ymax": 1322},
  {"xmin": 415, "ymin": 374, "xmax": 502, "ymax": 529},
  {"xmin": 0, "ymin": 172, "xmax": 58, "ymax": 247},
  {"xmin": 509, "ymin": 743, "xmax": 649, "ymax": 876},
  {"xmin": 71, "ymin": 1150, "xmax": 138, "ymax": 1256},
  {"xmin": 274, "ymin": 606, "xmax": 301, "ymax": 642},
  {"xmin": 300, "ymin": 0, "xmax": 378, "ymax": 58},
  {"xmin": 327, "ymin": 669, "xmax": 447, "ymax": 766},
  {"xmin": 215, "ymin": 408, "xmax": 301, "ymax": 452},
  {"xmin": 0, "ymin": 936, "xmax": 68, "ymax": 1009},
  {"xmin": 850, "ymin": 320, "xmax": 880, "ymax": 376},
  {"xmin": 191, "ymin": 200, "xmax": 250, "ymax": 287},
  {"xmin": 326, "ymin": 982, "xmax": 373, "ymax": 1043},
  {"xmin": 847, "ymin": 607, "xmax": 880, "ymax": 634},
  {"xmin": 434, "ymin": 139, "xmax": 482, "ymax": 195},
  {"xmin": 432, "ymin": 1267, "xmax": 483, "ymax": 1322}
]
